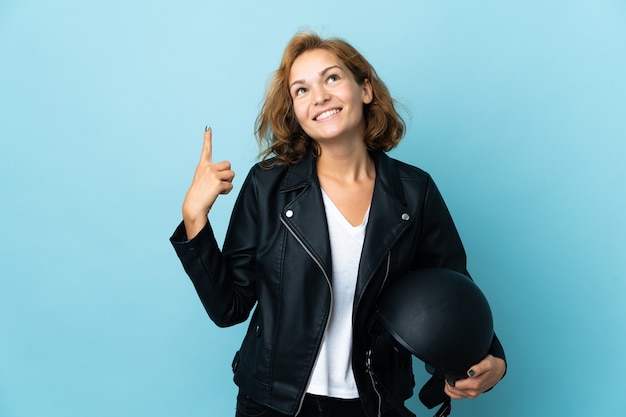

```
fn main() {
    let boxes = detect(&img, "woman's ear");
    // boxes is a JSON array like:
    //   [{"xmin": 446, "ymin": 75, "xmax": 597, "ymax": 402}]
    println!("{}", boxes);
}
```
[{"xmin": 362, "ymin": 78, "xmax": 374, "ymax": 104}]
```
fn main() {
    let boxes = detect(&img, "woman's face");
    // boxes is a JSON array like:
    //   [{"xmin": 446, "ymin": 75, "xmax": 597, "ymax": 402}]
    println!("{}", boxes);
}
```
[{"xmin": 288, "ymin": 48, "xmax": 372, "ymax": 146}]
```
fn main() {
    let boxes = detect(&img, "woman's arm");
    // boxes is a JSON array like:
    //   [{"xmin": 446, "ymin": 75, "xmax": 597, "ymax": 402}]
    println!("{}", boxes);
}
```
[{"xmin": 170, "ymin": 127, "xmax": 257, "ymax": 327}]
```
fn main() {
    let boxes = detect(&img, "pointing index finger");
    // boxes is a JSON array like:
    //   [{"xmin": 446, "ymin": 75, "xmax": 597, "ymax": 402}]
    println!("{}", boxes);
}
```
[{"xmin": 201, "ymin": 125, "xmax": 213, "ymax": 163}]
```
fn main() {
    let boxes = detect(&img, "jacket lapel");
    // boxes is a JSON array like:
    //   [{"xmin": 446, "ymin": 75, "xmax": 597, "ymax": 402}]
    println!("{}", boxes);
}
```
[
  {"xmin": 279, "ymin": 153, "xmax": 333, "ymax": 278},
  {"xmin": 356, "ymin": 151, "xmax": 413, "ymax": 300}
]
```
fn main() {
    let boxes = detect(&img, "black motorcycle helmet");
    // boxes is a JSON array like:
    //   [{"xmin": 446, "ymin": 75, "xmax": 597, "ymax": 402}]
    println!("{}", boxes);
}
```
[{"xmin": 375, "ymin": 267, "xmax": 494, "ymax": 381}]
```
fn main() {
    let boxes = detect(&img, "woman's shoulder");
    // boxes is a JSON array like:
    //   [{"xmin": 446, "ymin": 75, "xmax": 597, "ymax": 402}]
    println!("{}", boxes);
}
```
[
  {"xmin": 248, "ymin": 157, "xmax": 293, "ymax": 178},
  {"xmin": 242, "ymin": 157, "xmax": 300, "ymax": 190},
  {"xmin": 378, "ymin": 152, "xmax": 432, "ymax": 183}
]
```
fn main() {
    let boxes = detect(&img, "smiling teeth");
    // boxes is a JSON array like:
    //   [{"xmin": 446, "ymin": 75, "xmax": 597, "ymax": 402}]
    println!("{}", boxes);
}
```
[{"xmin": 315, "ymin": 109, "xmax": 340, "ymax": 121}]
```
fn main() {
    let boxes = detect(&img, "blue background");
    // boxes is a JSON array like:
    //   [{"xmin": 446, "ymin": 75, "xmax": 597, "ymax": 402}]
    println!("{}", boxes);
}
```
[{"xmin": 1, "ymin": 0, "xmax": 625, "ymax": 416}]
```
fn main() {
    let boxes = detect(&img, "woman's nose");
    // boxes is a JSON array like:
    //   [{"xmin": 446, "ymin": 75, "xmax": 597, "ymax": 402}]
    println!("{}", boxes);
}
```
[{"xmin": 312, "ymin": 86, "xmax": 330, "ymax": 105}]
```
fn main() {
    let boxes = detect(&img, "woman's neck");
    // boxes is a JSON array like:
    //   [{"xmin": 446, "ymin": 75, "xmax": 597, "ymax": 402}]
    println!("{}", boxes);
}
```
[
  {"xmin": 316, "ymin": 142, "xmax": 375, "ymax": 183},
  {"xmin": 315, "ymin": 141, "xmax": 376, "ymax": 227}
]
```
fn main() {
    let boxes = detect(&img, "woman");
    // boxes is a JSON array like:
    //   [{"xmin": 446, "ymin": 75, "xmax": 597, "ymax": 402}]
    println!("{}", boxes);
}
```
[{"xmin": 170, "ymin": 31, "xmax": 506, "ymax": 417}]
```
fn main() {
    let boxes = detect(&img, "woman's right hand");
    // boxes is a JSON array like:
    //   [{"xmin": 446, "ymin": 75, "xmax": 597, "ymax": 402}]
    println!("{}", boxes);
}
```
[{"xmin": 182, "ymin": 127, "xmax": 235, "ymax": 239}]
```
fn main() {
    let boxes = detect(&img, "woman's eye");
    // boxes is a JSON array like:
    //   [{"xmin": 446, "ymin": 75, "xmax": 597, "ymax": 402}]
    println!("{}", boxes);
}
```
[
  {"xmin": 327, "ymin": 75, "xmax": 339, "ymax": 83},
  {"xmin": 295, "ymin": 87, "xmax": 306, "ymax": 96}
]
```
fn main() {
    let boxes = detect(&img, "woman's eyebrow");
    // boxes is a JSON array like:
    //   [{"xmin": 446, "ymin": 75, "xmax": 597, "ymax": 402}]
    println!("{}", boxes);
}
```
[
  {"xmin": 289, "ymin": 65, "xmax": 343, "ymax": 89},
  {"xmin": 320, "ymin": 65, "xmax": 342, "ymax": 76}
]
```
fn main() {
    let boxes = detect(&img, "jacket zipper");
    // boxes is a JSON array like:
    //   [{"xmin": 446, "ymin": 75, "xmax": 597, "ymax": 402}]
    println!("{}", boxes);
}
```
[
  {"xmin": 368, "ymin": 251, "xmax": 392, "ymax": 417},
  {"xmin": 280, "ymin": 217, "xmax": 334, "ymax": 416}
]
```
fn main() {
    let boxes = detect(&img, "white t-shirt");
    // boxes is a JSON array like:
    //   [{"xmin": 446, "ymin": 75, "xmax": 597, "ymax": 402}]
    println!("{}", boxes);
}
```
[{"xmin": 306, "ymin": 189, "xmax": 369, "ymax": 398}]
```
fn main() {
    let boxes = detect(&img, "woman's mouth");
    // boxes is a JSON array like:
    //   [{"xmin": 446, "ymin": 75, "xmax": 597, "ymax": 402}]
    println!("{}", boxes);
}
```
[{"xmin": 314, "ymin": 108, "xmax": 341, "ymax": 121}]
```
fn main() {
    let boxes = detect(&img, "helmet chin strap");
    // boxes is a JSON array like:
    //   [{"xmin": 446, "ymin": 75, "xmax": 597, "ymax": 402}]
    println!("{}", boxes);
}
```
[
  {"xmin": 418, "ymin": 374, "xmax": 452, "ymax": 417},
  {"xmin": 433, "ymin": 402, "xmax": 452, "ymax": 417}
]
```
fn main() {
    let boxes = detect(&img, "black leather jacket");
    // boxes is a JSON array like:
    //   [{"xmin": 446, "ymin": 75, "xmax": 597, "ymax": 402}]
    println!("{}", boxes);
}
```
[{"xmin": 170, "ymin": 150, "xmax": 505, "ymax": 416}]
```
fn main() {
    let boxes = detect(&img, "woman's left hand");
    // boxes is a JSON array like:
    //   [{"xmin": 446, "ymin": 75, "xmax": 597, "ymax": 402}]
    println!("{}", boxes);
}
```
[{"xmin": 444, "ymin": 354, "xmax": 506, "ymax": 399}]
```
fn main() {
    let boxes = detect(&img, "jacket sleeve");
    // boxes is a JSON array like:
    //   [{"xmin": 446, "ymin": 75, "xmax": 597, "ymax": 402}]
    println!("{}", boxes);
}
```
[
  {"xmin": 415, "ymin": 176, "xmax": 507, "ymax": 365},
  {"xmin": 169, "ymin": 168, "xmax": 259, "ymax": 328},
  {"xmin": 413, "ymin": 176, "xmax": 468, "ymax": 274}
]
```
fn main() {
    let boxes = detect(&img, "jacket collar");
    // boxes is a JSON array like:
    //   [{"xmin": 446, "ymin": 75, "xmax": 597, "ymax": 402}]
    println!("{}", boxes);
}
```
[
  {"xmin": 279, "ymin": 150, "xmax": 317, "ymax": 193},
  {"xmin": 279, "ymin": 149, "xmax": 407, "ymax": 206},
  {"xmin": 370, "ymin": 149, "xmax": 407, "ymax": 207}
]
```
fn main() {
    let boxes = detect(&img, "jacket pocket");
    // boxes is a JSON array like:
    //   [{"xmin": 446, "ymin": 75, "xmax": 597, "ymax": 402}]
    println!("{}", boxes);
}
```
[{"xmin": 236, "ymin": 309, "xmax": 265, "ymax": 378}]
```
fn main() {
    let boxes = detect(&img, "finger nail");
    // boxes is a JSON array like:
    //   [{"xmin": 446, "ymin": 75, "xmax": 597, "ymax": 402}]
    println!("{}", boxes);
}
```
[
  {"xmin": 205, "ymin": 125, "xmax": 211, "ymax": 132},
  {"xmin": 468, "ymin": 370, "xmax": 475, "ymax": 377}
]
